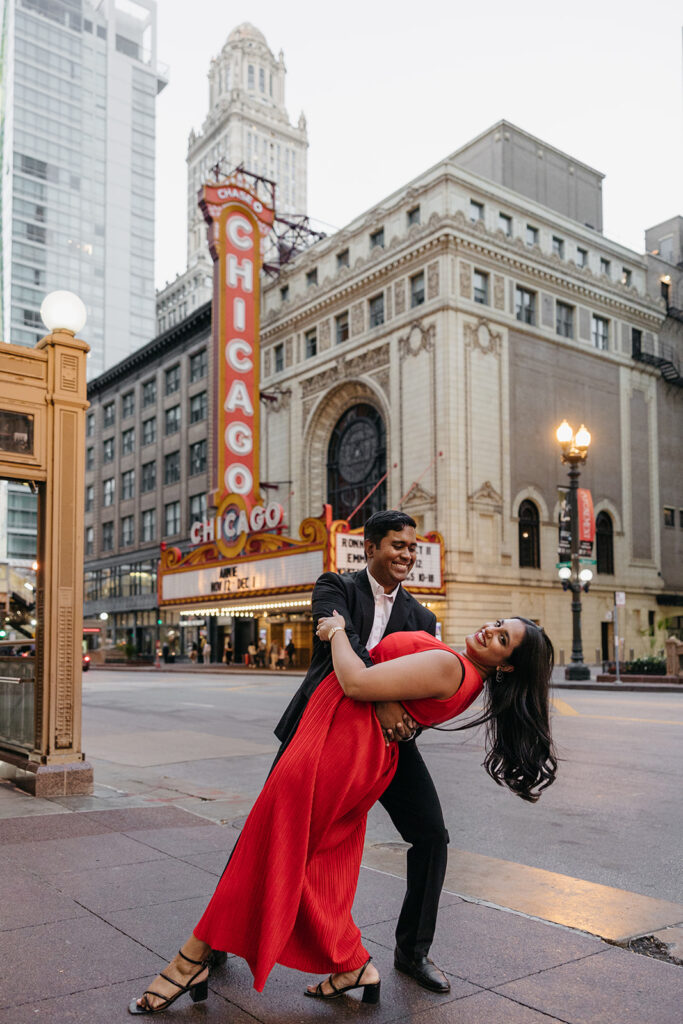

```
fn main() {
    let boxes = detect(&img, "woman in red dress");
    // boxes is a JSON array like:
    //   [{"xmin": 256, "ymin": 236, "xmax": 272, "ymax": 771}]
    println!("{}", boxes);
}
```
[{"xmin": 130, "ymin": 615, "xmax": 555, "ymax": 1014}]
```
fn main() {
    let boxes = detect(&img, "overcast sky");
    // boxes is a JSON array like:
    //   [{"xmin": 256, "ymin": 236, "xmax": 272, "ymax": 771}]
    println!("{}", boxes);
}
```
[{"xmin": 154, "ymin": 0, "xmax": 683, "ymax": 289}]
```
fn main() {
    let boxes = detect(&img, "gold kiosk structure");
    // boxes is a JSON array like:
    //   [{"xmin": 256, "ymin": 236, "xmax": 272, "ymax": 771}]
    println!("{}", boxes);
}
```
[{"xmin": 0, "ymin": 293, "xmax": 92, "ymax": 796}]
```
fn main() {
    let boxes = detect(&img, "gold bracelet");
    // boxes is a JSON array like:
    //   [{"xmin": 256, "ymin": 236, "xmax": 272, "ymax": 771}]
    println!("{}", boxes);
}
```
[{"xmin": 327, "ymin": 626, "xmax": 343, "ymax": 641}]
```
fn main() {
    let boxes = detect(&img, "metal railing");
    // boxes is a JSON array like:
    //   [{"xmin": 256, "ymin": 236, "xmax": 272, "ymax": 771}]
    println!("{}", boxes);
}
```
[{"xmin": 0, "ymin": 657, "xmax": 35, "ymax": 752}]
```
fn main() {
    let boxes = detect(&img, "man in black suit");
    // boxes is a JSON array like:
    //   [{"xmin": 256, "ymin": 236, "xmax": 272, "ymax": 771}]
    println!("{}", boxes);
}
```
[{"xmin": 274, "ymin": 510, "xmax": 450, "ymax": 993}]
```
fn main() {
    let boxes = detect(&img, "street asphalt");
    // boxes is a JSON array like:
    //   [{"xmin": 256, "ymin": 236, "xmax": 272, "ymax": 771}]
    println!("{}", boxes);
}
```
[{"xmin": 1, "ymin": 667, "xmax": 681, "ymax": 1022}]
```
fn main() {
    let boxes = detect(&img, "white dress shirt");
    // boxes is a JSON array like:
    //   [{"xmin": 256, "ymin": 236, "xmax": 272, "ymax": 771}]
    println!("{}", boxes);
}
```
[{"xmin": 366, "ymin": 568, "xmax": 401, "ymax": 651}]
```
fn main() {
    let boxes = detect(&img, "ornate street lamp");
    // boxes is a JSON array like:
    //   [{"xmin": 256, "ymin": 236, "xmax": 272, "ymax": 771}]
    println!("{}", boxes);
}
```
[{"xmin": 556, "ymin": 420, "xmax": 592, "ymax": 680}]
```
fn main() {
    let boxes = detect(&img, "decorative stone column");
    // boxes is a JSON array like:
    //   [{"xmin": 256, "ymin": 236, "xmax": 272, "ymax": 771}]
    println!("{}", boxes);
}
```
[{"xmin": 0, "ymin": 330, "xmax": 92, "ymax": 796}]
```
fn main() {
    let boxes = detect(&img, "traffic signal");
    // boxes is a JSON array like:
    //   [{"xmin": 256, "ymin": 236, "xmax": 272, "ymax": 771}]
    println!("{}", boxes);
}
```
[
  {"xmin": 0, "ymin": 629, "xmax": 6, "ymax": 638},
  {"xmin": 157, "ymin": 618, "xmax": 162, "ymax": 626}
]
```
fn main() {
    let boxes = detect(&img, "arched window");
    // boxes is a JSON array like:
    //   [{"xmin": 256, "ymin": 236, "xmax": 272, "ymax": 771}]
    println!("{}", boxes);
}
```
[
  {"xmin": 327, "ymin": 404, "xmax": 386, "ymax": 526},
  {"xmin": 596, "ymin": 511, "xmax": 614, "ymax": 574},
  {"xmin": 518, "ymin": 500, "xmax": 540, "ymax": 568}
]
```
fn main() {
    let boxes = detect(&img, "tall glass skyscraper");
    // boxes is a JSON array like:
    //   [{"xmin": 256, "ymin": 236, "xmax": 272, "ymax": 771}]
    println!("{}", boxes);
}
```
[
  {"xmin": 0, "ymin": 0, "xmax": 165, "ymax": 595},
  {"xmin": 0, "ymin": 0, "xmax": 166, "ymax": 378}
]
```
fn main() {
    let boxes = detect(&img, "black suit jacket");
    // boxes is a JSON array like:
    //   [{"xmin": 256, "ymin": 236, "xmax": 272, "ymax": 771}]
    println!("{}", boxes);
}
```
[{"xmin": 274, "ymin": 570, "xmax": 437, "ymax": 746}]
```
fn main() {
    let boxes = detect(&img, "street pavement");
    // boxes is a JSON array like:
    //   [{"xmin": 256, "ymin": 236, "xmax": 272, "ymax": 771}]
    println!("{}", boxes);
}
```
[{"xmin": 0, "ymin": 667, "xmax": 681, "ymax": 1022}]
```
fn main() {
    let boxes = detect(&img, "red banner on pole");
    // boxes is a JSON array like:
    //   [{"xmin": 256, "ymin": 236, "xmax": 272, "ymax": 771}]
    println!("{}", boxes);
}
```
[{"xmin": 577, "ymin": 488, "xmax": 595, "ymax": 556}]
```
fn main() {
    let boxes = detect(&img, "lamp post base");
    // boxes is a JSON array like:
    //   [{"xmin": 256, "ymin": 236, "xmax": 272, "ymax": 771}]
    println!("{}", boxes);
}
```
[{"xmin": 565, "ymin": 664, "xmax": 591, "ymax": 681}]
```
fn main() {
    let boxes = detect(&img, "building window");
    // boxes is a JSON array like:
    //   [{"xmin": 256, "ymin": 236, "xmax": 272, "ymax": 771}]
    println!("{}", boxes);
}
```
[
  {"xmin": 499, "ymin": 212, "xmax": 512, "ymax": 236},
  {"xmin": 592, "ymin": 315, "xmax": 609, "ymax": 350},
  {"xmin": 164, "ymin": 451, "xmax": 180, "ymax": 485},
  {"xmin": 621, "ymin": 268, "xmax": 632, "ymax": 286},
  {"xmin": 469, "ymin": 199, "xmax": 484, "ymax": 223},
  {"xmin": 596, "ymin": 511, "xmax": 614, "ymax": 574},
  {"xmin": 410, "ymin": 272, "xmax": 425, "ymax": 308},
  {"xmin": 518, "ymin": 500, "xmax": 540, "ymax": 568},
  {"xmin": 121, "ymin": 469, "xmax": 135, "ymax": 501},
  {"xmin": 141, "ymin": 461, "xmax": 156, "ymax": 493},
  {"xmin": 103, "ymin": 402, "xmax": 115, "ymax": 427},
  {"xmin": 369, "ymin": 227, "xmax": 384, "ymax": 249},
  {"xmin": 189, "ymin": 492, "xmax": 207, "ymax": 525},
  {"xmin": 274, "ymin": 343, "xmax": 284, "ymax": 373},
  {"xmin": 141, "ymin": 508, "xmax": 156, "ymax": 542},
  {"xmin": 86, "ymin": 446, "xmax": 94, "ymax": 470},
  {"xmin": 599, "ymin": 257, "xmax": 611, "ymax": 277},
  {"xmin": 305, "ymin": 328, "xmax": 317, "ymax": 358},
  {"xmin": 280, "ymin": 284, "xmax": 289, "ymax": 301},
  {"xmin": 631, "ymin": 327, "xmax": 643, "ymax": 357},
  {"xmin": 190, "ymin": 391, "xmax": 208, "ymax": 423},
  {"xmin": 552, "ymin": 236, "xmax": 565, "ymax": 259},
  {"xmin": 473, "ymin": 270, "xmax": 489, "ymax": 305},
  {"xmin": 515, "ymin": 286, "xmax": 536, "ymax": 325},
  {"xmin": 121, "ymin": 428, "xmax": 135, "ymax": 455},
  {"xmin": 85, "ymin": 484, "xmax": 94, "ymax": 512},
  {"xmin": 121, "ymin": 391, "xmax": 134, "ymax": 418},
  {"xmin": 165, "ymin": 364, "xmax": 181, "ymax": 395},
  {"xmin": 369, "ymin": 293, "xmax": 385, "ymax": 327},
  {"xmin": 576, "ymin": 247, "xmax": 588, "ymax": 267},
  {"xmin": 102, "ymin": 522, "xmax": 114, "ymax": 551},
  {"xmin": 142, "ymin": 378, "xmax": 156, "ymax": 406},
  {"xmin": 337, "ymin": 249, "xmax": 350, "ymax": 269},
  {"xmin": 407, "ymin": 205, "xmax": 421, "ymax": 227},
  {"xmin": 306, "ymin": 268, "xmax": 318, "ymax": 287},
  {"xmin": 120, "ymin": 515, "xmax": 134, "ymax": 547},
  {"xmin": 335, "ymin": 312, "xmax": 349, "ymax": 345},
  {"xmin": 164, "ymin": 501, "xmax": 181, "ymax": 536},
  {"xmin": 165, "ymin": 405, "xmax": 181, "ymax": 435},
  {"xmin": 327, "ymin": 403, "xmax": 386, "ymax": 525},
  {"xmin": 526, "ymin": 225, "xmax": 539, "ymax": 247},
  {"xmin": 103, "ymin": 438, "xmax": 114, "ymax": 463},
  {"xmin": 556, "ymin": 301, "xmax": 574, "ymax": 339},
  {"xmin": 189, "ymin": 349, "xmax": 207, "ymax": 382},
  {"xmin": 85, "ymin": 525, "xmax": 94, "ymax": 555},
  {"xmin": 86, "ymin": 413, "xmax": 94, "ymax": 437},
  {"xmin": 189, "ymin": 440, "xmax": 207, "ymax": 476},
  {"xmin": 247, "ymin": 64, "xmax": 254, "ymax": 89},
  {"xmin": 142, "ymin": 417, "xmax": 156, "ymax": 445},
  {"xmin": 663, "ymin": 507, "xmax": 675, "ymax": 527}
]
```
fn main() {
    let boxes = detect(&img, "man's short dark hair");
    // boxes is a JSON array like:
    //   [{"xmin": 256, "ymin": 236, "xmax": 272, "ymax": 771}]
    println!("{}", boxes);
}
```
[{"xmin": 364, "ymin": 510, "xmax": 417, "ymax": 547}]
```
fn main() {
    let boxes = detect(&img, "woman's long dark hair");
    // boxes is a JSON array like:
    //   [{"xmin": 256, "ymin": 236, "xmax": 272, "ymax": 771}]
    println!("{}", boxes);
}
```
[{"xmin": 435, "ymin": 617, "xmax": 557, "ymax": 803}]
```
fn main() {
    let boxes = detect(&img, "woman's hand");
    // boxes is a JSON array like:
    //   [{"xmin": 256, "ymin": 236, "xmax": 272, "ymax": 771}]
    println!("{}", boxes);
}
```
[{"xmin": 316, "ymin": 611, "xmax": 345, "ymax": 642}]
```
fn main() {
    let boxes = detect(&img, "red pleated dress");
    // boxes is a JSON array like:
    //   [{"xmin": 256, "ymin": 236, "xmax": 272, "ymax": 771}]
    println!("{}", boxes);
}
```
[{"xmin": 194, "ymin": 630, "xmax": 483, "ymax": 991}]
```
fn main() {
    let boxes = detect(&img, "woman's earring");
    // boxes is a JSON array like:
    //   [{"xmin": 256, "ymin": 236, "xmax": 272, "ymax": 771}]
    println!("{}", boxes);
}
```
[{"xmin": 495, "ymin": 667, "xmax": 504, "ymax": 684}]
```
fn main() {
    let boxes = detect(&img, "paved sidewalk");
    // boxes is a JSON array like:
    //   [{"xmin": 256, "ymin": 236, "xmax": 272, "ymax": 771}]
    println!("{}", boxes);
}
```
[{"xmin": 0, "ymin": 785, "xmax": 680, "ymax": 1023}]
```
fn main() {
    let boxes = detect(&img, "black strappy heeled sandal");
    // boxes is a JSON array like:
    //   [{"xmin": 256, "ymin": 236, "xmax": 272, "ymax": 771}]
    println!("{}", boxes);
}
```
[
  {"xmin": 304, "ymin": 957, "xmax": 381, "ymax": 1004},
  {"xmin": 128, "ymin": 948, "xmax": 210, "ymax": 1015}
]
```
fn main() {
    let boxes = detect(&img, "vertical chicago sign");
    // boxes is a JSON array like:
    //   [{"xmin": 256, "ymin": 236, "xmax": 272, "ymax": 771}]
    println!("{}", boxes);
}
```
[{"xmin": 199, "ymin": 174, "xmax": 275, "ymax": 556}]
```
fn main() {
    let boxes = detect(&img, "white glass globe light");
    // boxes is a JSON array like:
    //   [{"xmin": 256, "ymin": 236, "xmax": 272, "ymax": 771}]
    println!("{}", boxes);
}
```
[
  {"xmin": 558, "ymin": 566, "xmax": 572, "ymax": 580},
  {"xmin": 579, "ymin": 568, "xmax": 593, "ymax": 583},
  {"xmin": 555, "ymin": 420, "xmax": 573, "ymax": 445},
  {"xmin": 575, "ymin": 424, "xmax": 591, "ymax": 450},
  {"xmin": 40, "ymin": 291, "xmax": 87, "ymax": 334}
]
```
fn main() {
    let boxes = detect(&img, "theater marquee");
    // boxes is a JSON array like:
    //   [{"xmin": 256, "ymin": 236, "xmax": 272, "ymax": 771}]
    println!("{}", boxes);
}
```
[{"xmin": 198, "ymin": 174, "xmax": 275, "ymax": 548}]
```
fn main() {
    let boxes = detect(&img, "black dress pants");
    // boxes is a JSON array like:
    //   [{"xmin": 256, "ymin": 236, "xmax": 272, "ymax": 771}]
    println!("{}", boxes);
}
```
[{"xmin": 378, "ymin": 739, "xmax": 449, "ymax": 958}]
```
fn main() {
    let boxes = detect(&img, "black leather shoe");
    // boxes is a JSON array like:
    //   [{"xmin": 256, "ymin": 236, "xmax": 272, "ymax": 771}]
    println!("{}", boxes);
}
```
[{"xmin": 394, "ymin": 948, "xmax": 450, "ymax": 993}]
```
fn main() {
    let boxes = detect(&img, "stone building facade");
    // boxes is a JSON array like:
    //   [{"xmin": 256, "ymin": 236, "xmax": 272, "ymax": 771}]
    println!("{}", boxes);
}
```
[
  {"xmin": 85, "ymin": 123, "xmax": 682, "ymax": 665},
  {"xmin": 257, "ymin": 125, "xmax": 680, "ymax": 661}
]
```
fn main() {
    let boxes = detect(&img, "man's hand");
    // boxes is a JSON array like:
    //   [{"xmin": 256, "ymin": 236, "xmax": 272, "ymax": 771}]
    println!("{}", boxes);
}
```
[{"xmin": 374, "ymin": 701, "xmax": 417, "ymax": 747}]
